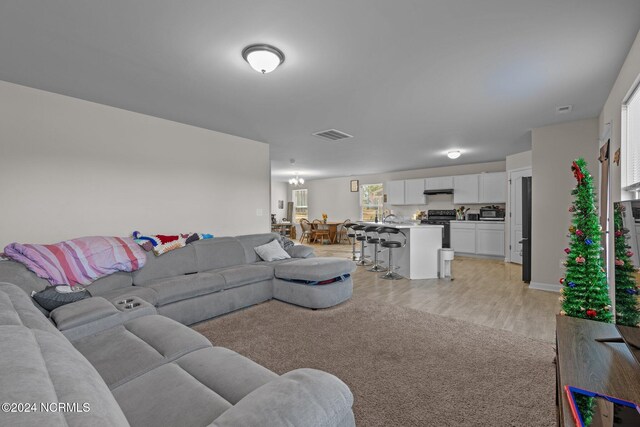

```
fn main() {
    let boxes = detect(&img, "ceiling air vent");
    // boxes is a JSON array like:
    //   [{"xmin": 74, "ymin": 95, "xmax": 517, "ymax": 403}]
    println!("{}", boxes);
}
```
[
  {"xmin": 312, "ymin": 129, "xmax": 354, "ymax": 141},
  {"xmin": 556, "ymin": 105, "xmax": 573, "ymax": 114}
]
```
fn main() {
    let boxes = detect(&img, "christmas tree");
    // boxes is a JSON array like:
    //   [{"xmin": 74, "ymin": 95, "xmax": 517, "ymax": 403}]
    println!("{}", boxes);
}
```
[
  {"xmin": 613, "ymin": 203, "xmax": 640, "ymax": 327},
  {"xmin": 560, "ymin": 158, "xmax": 612, "ymax": 323}
]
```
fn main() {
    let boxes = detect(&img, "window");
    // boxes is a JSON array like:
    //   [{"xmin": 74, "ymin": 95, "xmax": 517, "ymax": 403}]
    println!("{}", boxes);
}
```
[
  {"xmin": 360, "ymin": 183, "xmax": 383, "ymax": 221},
  {"xmin": 623, "ymin": 78, "xmax": 640, "ymax": 193},
  {"xmin": 293, "ymin": 189, "xmax": 308, "ymax": 222}
]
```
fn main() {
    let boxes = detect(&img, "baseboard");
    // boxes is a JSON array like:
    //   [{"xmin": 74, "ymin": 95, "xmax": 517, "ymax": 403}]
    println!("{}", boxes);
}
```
[{"xmin": 529, "ymin": 282, "xmax": 561, "ymax": 293}]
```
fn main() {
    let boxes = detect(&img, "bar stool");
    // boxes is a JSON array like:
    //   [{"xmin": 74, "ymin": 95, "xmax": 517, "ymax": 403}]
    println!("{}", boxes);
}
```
[
  {"xmin": 344, "ymin": 223, "xmax": 359, "ymax": 261},
  {"xmin": 378, "ymin": 227, "xmax": 407, "ymax": 280},
  {"xmin": 364, "ymin": 225, "xmax": 385, "ymax": 272},
  {"xmin": 351, "ymin": 224, "xmax": 370, "ymax": 266}
]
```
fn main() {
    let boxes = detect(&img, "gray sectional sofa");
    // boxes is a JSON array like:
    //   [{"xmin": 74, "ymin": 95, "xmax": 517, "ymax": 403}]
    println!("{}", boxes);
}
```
[
  {"xmin": 0, "ymin": 233, "xmax": 357, "ymax": 426},
  {"xmin": 1, "ymin": 233, "xmax": 355, "ymax": 325}
]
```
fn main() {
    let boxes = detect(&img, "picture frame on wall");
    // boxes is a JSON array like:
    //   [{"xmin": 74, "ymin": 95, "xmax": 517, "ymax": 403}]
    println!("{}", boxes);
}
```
[{"xmin": 350, "ymin": 179, "xmax": 359, "ymax": 192}]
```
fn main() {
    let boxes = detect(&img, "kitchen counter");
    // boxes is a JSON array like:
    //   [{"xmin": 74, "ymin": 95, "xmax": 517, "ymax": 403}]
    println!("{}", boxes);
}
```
[{"xmin": 358, "ymin": 221, "xmax": 443, "ymax": 279}]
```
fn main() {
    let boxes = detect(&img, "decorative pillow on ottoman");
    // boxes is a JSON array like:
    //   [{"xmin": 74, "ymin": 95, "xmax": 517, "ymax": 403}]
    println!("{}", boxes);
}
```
[{"xmin": 255, "ymin": 239, "xmax": 291, "ymax": 262}]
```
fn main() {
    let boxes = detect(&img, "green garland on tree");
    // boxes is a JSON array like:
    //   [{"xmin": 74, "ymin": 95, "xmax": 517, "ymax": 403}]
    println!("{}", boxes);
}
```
[
  {"xmin": 613, "ymin": 203, "xmax": 640, "ymax": 327},
  {"xmin": 559, "ymin": 158, "xmax": 612, "ymax": 323}
]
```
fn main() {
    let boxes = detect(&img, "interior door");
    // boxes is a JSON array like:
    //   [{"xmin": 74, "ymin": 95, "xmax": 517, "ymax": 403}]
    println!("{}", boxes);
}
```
[{"xmin": 509, "ymin": 168, "xmax": 532, "ymax": 264}]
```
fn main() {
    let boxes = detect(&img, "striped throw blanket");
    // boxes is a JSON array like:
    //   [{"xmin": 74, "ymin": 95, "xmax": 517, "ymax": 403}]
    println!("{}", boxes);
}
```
[{"xmin": 3, "ymin": 236, "xmax": 146, "ymax": 287}]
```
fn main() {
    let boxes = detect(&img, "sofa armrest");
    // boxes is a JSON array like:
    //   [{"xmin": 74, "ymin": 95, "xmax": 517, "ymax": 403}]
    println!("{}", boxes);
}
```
[
  {"xmin": 50, "ymin": 297, "xmax": 119, "ymax": 331},
  {"xmin": 209, "ymin": 368, "xmax": 354, "ymax": 427},
  {"xmin": 286, "ymin": 245, "xmax": 315, "ymax": 259}
]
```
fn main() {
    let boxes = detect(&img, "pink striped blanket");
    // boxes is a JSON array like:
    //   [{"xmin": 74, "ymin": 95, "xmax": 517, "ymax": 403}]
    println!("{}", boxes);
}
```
[{"xmin": 3, "ymin": 236, "xmax": 146, "ymax": 287}]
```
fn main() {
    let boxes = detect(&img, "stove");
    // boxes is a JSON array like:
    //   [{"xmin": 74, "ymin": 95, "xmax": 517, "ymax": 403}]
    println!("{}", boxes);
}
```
[{"xmin": 420, "ymin": 210, "xmax": 456, "ymax": 248}]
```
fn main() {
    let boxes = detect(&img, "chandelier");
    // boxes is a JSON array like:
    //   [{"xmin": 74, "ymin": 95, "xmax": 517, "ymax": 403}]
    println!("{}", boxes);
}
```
[
  {"xmin": 289, "ymin": 174, "xmax": 304, "ymax": 186},
  {"xmin": 288, "ymin": 159, "xmax": 304, "ymax": 186}
]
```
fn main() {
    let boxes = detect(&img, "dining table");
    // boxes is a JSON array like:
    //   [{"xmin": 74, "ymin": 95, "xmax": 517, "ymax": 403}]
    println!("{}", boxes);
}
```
[{"xmin": 313, "ymin": 221, "xmax": 344, "ymax": 244}]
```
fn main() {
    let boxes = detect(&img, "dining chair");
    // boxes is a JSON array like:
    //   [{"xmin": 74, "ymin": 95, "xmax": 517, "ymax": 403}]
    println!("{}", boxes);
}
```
[
  {"xmin": 312, "ymin": 219, "xmax": 330, "ymax": 244},
  {"xmin": 299, "ymin": 219, "xmax": 312, "ymax": 243},
  {"xmin": 336, "ymin": 219, "xmax": 351, "ymax": 244}
]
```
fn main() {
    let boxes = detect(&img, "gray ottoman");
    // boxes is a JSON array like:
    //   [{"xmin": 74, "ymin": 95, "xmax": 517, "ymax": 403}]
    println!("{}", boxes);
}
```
[{"xmin": 273, "ymin": 257, "xmax": 356, "ymax": 309}]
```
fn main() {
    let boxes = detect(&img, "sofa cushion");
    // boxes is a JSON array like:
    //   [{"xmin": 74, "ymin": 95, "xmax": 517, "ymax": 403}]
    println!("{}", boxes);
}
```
[
  {"xmin": 96, "ymin": 285, "xmax": 160, "ymax": 306},
  {"xmin": 0, "ymin": 282, "xmax": 60, "ymax": 335},
  {"xmin": 113, "ymin": 362, "xmax": 232, "ymax": 427},
  {"xmin": 254, "ymin": 239, "xmax": 291, "ymax": 262},
  {"xmin": 73, "ymin": 314, "xmax": 211, "ymax": 388},
  {"xmin": 286, "ymin": 244, "xmax": 315, "ymax": 259},
  {"xmin": 132, "ymin": 245, "xmax": 197, "ymax": 284},
  {"xmin": 236, "ymin": 233, "xmax": 284, "ymax": 264},
  {"xmin": 135, "ymin": 272, "xmax": 225, "ymax": 306},
  {"xmin": 213, "ymin": 265, "xmax": 274, "ymax": 290},
  {"xmin": 0, "ymin": 260, "xmax": 50, "ymax": 295},
  {"xmin": 86, "ymin": 271, "xmax": 133, "ymax": 296},
  {"xmin": 175, "ymin": 347, "xmax": 278, "ymax": 405},
  {"xmin": 275, "ymin": 257, "xmax": 357, "ymax": 282},
  {"xmin": 0, "ymin": 325, "xmax": 129, "ymax": 427},
  {"xmin": 193, "ymin": 237, "xmax": 247, "ymax": 271}
]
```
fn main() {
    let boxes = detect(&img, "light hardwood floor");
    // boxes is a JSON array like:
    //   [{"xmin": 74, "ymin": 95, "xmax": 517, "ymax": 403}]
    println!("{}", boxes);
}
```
[{"xmin": 310, "ymin": 240, "xmax": 560, "ymax": 342}]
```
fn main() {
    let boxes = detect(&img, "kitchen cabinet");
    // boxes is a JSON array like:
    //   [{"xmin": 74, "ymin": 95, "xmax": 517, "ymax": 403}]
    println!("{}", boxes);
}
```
[
  {"xmin": 450, "ymin": 222, "xmax": 476, "ymax": 254},
  {"xmin": 386, "ymin": 180, "xmax": 405, "ymax": 205},
  {"xmin": 425, "ymin": 176, "xmax": 454, "ymax": 190},
  {"xmin": 404, "ymin": 178, "xmax": 426, "ymax": 205},
  {"xmin": 479, "ymin": 172, "xmax": 507, "ymax": 203},
  {"xmin": 476, "ymin": 223, "xmax": 505, "ymax": 256},
  {"xmin": 450, "ymin": 221, "xmax": 505, "ymax": 257},
  {"xmin": 453, "ymin": 174, "xmax": 479, "ymax": 204}
]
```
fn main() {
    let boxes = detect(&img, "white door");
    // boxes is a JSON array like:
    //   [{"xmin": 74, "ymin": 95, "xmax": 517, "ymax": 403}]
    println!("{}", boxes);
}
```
[{"xmin": 509, "ymin": 168, "xmax": 531, "ymax": 264}]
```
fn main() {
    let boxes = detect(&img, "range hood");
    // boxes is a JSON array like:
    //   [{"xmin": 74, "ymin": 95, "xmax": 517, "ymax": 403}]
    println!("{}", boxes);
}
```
[{"xmin": 423, "ymin": 189, "xmax": 454, "ymax": 195}]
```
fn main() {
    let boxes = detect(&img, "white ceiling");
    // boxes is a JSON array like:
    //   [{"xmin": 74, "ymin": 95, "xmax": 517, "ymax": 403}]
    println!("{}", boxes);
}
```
[{"xmin": 1, "ymin": 1, "xmax": 639, "ymax": 182}]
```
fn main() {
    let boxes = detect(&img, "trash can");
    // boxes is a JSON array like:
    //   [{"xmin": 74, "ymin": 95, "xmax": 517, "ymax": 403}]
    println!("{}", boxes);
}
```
[{"xmin": 439, "ymin": 248, "xmax": 454, "ymax": 280}]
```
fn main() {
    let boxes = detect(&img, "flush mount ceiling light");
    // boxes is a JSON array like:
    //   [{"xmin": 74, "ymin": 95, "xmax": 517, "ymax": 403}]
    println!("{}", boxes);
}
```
[
  {"xmin": 288, "ymin": 159, "xmax": 304, "ymax": 186},
  {"xmin": 447, "ymin": 150, "xmax": 461, "ymax": 159},
  {"xmin": 242, "ymin": 44, "xmax": 285, "ymax": 74}
]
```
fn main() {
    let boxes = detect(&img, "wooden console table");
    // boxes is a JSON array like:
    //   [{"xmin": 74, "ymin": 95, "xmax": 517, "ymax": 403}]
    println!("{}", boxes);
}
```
[{"xmin": 555, "ymin": 315, "xmax": 640, "ymax": 426}]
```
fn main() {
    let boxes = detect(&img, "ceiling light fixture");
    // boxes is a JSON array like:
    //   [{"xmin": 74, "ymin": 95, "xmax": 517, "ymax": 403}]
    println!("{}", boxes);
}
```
[
  {"xmin": 288, "ymin": 159, "xmax": 304, "ymax": 186},
  {"xmin": 242, "ymin": 44, "xmax": 285, "ymax": 74},
  {"xmin": 447, "ymin": 150, "xmax": 461, "ymax": 159}
]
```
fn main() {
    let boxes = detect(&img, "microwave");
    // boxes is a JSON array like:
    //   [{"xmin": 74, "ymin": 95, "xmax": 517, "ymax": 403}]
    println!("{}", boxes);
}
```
[{"xmin": 479, "ymin": 208, "xmax": 505, "ymax": 221}]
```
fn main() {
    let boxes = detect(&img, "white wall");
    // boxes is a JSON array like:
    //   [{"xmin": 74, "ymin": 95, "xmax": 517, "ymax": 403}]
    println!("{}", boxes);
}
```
[
  {"xmin": 599, "ymin": 28, "xmax": 640, "ymax": 305},
  {"xmin": 291, "ymin": 160, "xmax": 506, "ymax": 223},
  {"xmin": 270, "ymin": 180, "xmax": 289, "ymax": 220},
  {"xmin": 531, "ymin": 118, "xmax": 599, "ymax": 289},
  {"xmin": 506, "ymin": 150, "xmax": 532, "ymax": 172},
  {"xmin": 0, "ymin": 81, "xmax": 270, "ymax": 248}
]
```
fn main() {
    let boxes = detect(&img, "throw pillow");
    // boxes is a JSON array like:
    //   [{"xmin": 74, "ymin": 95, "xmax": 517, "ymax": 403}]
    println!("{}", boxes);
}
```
[
  {"xmin": 254, "ymin": 239, "xmax": 291, "ymax": 262},
  {"xmin": 32, "ymin": 286, "xmax": 92, "ymax": 312}
]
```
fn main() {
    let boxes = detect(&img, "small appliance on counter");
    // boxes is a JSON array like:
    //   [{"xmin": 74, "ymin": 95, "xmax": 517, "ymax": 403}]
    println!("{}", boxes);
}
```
[
  {"xmin": 466, "ymin": 213, "xmax": 480, "ymax": 221},
  {"xmin": 479, "ymin": 206, "xmax": 505, "ymax": 221}
]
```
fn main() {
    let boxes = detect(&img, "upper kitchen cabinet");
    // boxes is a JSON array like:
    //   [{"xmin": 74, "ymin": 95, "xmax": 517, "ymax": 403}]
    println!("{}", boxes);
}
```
[
  {"xmin": 386, "ymin": 180, "xmax": 406, "ymax": 205},
  {"xmin": 453, "ymin": 174, "xmax": 479, "ymax": 204},
  {"xmin": 424, "ymin": 176, "xmax": 454, "ymax": 190},
  {"xmin": 404, "ymin": 178, "xmax": 426, "ymax": 205},
  {"xmin": 479, "ymin": 172, "xmax": 507, "ymax": 203}
]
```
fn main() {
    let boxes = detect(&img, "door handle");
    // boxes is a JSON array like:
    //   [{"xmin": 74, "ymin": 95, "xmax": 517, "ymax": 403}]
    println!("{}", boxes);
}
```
[{"xmin": 519, "ymin": 238, "xmax": 528, "ymax": 243}]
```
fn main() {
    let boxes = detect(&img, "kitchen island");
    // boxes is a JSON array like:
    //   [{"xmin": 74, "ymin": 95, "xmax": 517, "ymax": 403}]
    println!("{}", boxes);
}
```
[{"xmin": 359, "ymin": 222, "xmax": 443, "ymax": 279}]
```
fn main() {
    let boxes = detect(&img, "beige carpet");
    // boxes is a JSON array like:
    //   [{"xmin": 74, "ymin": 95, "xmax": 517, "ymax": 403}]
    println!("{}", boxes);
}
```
[{"xmin": 193, "ymin": 297, "xmax": 556, "ymax": 426}]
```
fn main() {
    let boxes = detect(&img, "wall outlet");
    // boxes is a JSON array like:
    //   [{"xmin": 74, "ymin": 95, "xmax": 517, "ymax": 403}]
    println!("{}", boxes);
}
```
[{"xmin": 256, "ymin": 208, "xmax": 263, "ymax": 216}]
